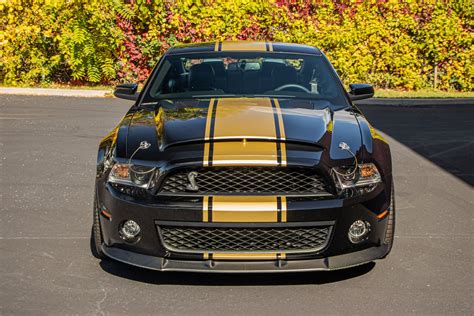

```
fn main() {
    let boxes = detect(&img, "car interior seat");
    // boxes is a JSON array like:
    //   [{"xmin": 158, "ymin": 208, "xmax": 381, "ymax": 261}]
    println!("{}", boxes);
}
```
[{"xmin": 188, "ymin": 63, "xmax": 216, "ymax": 91}]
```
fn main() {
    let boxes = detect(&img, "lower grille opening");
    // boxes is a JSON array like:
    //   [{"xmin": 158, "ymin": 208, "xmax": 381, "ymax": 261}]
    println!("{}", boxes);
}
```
[{"xmin": 157, "ymin": 224, "xmax": 332, "ymax": 254}]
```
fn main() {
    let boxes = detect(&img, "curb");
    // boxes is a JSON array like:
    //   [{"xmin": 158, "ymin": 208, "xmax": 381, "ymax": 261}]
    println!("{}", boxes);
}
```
[
  {"xmin": 355, "ymin": 98, "xmax": 474, "ymax": 106},
  {"xmin": 0, "ymin": 87, "xmax": 112, "ymax": 98},
  {"xmin": 1, "ymin": 87, "xmax": 473, "ymax": 105}
]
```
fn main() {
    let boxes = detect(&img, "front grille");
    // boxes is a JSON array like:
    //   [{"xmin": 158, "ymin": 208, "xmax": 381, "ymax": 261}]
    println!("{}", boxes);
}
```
[
  {"xmin": 159, "ymin": 167, "xmax": 331, "ymax": 196},
  {"xmin": 158, "ymin": 224, "xmax": 332, "ymax": 254}
]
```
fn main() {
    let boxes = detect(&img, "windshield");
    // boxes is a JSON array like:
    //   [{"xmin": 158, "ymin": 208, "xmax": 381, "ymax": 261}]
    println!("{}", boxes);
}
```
[{"xmin": 143, "ymin": 52, "xmax": 349, "ymax": 108}]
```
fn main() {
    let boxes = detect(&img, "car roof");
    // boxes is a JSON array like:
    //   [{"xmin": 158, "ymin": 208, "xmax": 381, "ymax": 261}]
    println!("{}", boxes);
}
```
[{"xmin": 166, "ymin": 41, "xmax": 321, "ymax": 56}]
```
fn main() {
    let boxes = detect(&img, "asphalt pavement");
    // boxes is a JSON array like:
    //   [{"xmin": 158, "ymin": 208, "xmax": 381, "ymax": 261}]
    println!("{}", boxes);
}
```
[{"xmin": 1, "ymin": 95, "xmax": 473, "ymax": 315}]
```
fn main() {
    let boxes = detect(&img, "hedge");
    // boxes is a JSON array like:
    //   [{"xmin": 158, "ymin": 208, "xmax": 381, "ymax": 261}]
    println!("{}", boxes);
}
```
[{"xmin": 1, "ymin": 0, "xmax": 472, "ymax": 91}]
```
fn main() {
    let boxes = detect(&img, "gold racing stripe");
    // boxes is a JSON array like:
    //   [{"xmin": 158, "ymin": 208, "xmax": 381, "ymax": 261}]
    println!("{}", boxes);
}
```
[
  {"xmin": 201, "ymin": 196, "xmax": 287, "ymax": 223},
  {"xmin": 211, "ymin": 196, "xmax": 278, "ymax": 222},
  {"xmin": 203, "ymin": 98, "xmax": 288, "ymax": 166},
  {"xmin": 281, "ymin": 196, "xmax": 287, "ymax": 222},
  {"xmin": 203, "ymin": 98, "xmax": 216, "ymax": 167},
  {"xmin": 210, "ymin": 253, "xmax": 286, "ymax": 260},
  {"xmin": 215, "ymin": 41, "xmax": 270, "ymax": 52},
  {"xmin": 268, "ymin": 42, "xmax": 273, "ymax": 51},
  {"xmin": 213, "ymin": 98, "xmax": 276, "ymax": 139},
  {"xmin": 201, "ymin": 196, "xmax": 288, "ymax": 260},
  {"xmin": 212, "ymin": 141, "xmax": 278, "ymax": 166},
  {"xmin": 200, "ymin": 96, "xmax": 289, "ymax": 260},
  {"xmin": 272, "ymin": 99, "xmax": 287, "ymax": 166},
  {"xmin": 202, "ymin": 252, "xmax": 286, "ymax": 260},
  {"xmin": 202, "ymin": 196, "xmax": 210, "ymax": 222}
]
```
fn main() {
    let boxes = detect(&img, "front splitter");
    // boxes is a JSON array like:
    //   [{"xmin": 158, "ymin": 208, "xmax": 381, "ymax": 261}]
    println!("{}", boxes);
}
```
[{"xmin": 101, "ymin": 244, "xmax": 389, "ymax": 273}]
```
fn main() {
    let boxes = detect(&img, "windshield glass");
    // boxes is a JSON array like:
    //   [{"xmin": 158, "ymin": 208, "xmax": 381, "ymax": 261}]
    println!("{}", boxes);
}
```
[{"xmin": 143, "ymin": 52, "xmax": 349, "ymax": 108}]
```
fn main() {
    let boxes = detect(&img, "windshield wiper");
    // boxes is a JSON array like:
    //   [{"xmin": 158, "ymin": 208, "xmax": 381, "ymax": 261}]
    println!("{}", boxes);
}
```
[{"xmin": 190, "ymin": 94, "xmax": 238, "ymax": 98}]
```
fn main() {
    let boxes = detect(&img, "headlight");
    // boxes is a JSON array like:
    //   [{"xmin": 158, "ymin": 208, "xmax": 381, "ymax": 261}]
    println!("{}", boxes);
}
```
[
  {"xmin": 108, "ymin": 163, "xmax": 156, "ymax": 189},
  {"xmin": 331, "ymin": 163, "xmax": 381, "ymax": 196}
]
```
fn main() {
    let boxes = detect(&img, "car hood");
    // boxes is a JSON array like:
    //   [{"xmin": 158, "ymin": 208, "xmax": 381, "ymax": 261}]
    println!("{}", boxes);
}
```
[{"xmin": 124, "ymin": 97, "xmax": 363, "ymax": 163}]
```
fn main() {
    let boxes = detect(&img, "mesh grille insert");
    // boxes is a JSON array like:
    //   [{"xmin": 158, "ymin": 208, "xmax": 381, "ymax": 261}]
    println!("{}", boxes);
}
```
[
  {"xmin": 159, "ymin": 167, "xmax": 331, "ymax": 196},
  {"xmin": 158, "ymin": 225, "xmax": 331, "ymax": 253}
]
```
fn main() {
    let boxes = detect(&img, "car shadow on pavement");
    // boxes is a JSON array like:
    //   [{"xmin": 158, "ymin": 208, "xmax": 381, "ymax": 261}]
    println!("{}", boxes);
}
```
[
  {"xmin": 98, "ymin": 258, "xmax": 375, "ymax": 285},
  {"xmin": 358, "ymin": 104, "xmax": 474, "ymax": 186}
]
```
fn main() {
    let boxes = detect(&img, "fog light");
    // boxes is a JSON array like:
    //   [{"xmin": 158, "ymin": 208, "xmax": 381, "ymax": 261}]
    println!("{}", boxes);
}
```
[
  {"xmin": 120, "ymin": 220, "xmax": 141, "ymax": 241},
  {"xmin": 348, "ymin": 220, "xmax": 371, "ymax": 244}
]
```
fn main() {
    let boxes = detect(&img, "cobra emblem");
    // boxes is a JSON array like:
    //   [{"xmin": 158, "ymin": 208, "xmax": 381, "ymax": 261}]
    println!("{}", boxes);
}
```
[{"xmin": 186, "ymin": 171, "xmax": 199, "ymax": 192}]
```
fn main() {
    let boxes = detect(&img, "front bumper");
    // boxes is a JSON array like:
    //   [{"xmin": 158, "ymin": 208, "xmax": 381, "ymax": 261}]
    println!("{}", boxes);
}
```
[
  {"xmin": 102, "ymin": 243, "xmax": 389, "ymax": 273},
  {"xmin": 97, "ymin": 177, "xmax": 392, "ymax": 271}
]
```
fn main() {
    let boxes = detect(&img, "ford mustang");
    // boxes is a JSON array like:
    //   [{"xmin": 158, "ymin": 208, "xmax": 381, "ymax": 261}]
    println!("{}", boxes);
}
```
[{"xmin": 91, "ymin": 41, "xmax": 395, "ymax": 272}]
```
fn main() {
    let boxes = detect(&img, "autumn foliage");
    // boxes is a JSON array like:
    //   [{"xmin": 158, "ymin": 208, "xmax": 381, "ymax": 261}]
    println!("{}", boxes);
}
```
[{"xmin": 1, "ymin": 0, "xmax": 472, "ymax": 91}]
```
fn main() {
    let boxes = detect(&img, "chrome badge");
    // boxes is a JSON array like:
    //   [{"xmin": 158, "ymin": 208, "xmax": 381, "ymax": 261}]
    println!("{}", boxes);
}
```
[{"xmin": 186, "ymin": 171, "xmax": 199, "ymax": 192}]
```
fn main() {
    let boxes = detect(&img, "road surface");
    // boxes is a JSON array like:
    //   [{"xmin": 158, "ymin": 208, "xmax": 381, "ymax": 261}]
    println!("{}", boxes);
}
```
[{"xmin": 1, "ymin": 95, "xmax": 473, "ymax": 314}]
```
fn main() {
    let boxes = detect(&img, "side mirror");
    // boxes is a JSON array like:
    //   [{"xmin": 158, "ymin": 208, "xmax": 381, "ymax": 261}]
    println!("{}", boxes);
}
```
[
  {"xmin": 348, "ymin": 84, "xmax": 374, "ymax": 101},
  {"xmin": 114, "ymin": 83, "xmax": 139, "ymax": 100}
]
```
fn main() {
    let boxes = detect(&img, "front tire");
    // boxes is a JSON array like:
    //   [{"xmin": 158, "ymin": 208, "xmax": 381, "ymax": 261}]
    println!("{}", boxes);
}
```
[
  {"xmin": 90, "ymin": 196, "xmax": 106, "ymax": 259},
  {"xmin": 382, "ymin": 180, "xmax": 396, "ymax": 257}
]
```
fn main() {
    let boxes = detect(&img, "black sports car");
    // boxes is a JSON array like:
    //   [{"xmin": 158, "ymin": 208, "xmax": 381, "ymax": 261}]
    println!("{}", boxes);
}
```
[{"xmin": 91, "ymin": 41, "xmax": 395, "ymax": 272}]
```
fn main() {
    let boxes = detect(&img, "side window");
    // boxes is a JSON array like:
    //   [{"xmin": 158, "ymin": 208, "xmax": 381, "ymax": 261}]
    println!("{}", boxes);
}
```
[{"xmin": 149, "ymin": 60, "xmax": 173, "ymax": 97}]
